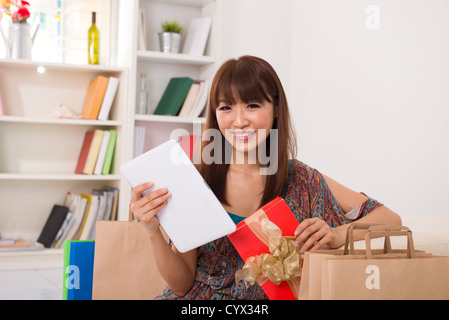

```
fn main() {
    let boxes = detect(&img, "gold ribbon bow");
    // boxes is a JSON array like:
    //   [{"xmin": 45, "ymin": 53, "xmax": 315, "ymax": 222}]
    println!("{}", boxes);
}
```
[{"xmin": 235, "ymin": 213, "xmax": 303, "ymax": 290}]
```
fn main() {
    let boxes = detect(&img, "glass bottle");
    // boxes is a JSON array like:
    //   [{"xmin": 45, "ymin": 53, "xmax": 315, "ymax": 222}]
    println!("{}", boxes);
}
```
[
  {"xmin": 88, "ymin": 12, "xmax": 100, "ymax": 64},
  {"xmin": 136, "ymin": 73, "xmax": 149, "ymax": 114}
]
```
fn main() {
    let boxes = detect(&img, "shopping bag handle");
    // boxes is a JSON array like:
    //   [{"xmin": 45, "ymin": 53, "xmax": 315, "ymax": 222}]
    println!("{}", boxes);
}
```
[
  {"xmin": 344, "ymin": 223, "xmax": 377, "ymax": 255},
  {"xmin": 344, "ymin": 223, "xmax": 416, "ymax": 259},
  {"xmin": 364, "ymin": 225, "xmax": 415, "ymax": 259}
]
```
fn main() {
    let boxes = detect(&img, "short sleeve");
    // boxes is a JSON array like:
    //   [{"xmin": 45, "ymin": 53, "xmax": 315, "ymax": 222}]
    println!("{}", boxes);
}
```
[{"xmin": 284, "ymin": 160, "xmax": 383, "ymax": 228}]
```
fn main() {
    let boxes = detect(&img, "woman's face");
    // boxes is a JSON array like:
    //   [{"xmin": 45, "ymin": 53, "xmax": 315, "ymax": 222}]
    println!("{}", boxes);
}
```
[{"xmin": 216, "ymin": 98, "xmax": 276, "ymax": 156}]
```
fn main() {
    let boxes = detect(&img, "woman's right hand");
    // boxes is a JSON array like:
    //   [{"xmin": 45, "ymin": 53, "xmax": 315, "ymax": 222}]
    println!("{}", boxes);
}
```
[{"xmin": 130, "ymin": 181, "xmax": 172, "ymax": 236}]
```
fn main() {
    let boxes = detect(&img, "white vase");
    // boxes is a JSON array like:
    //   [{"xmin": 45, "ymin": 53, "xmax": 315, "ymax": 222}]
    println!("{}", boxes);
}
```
[{"xmin": 9, "ymin": 22, "xmax": 32, "ymax": 59}]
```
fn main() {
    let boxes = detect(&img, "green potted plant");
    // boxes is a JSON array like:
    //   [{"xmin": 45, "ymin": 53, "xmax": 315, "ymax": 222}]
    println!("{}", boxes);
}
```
[{"xmin": 159, "ymin": 20, "xmax": 184, "ymax": 54}]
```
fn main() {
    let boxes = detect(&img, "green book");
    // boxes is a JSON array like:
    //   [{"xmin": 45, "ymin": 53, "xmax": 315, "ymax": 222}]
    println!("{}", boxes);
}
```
[
  {"xmin": 153, "ymin": 77, "xmax": 195, "ymax": 116},
  {"xmin": 101, "ymin": 129, "xmax": 117, "ymax": 175}
]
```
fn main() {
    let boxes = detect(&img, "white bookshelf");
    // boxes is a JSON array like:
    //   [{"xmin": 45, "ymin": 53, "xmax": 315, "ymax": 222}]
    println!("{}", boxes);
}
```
[
  {"xmin": 137, "ymin": 1, "xmax": 215, "ymax": 150},
  {"xmin": 0, "ymin": 0, "xmax": 218, "ymax": 269},
  {"xmin": 130, "ymin": 0, "xmax": 216, "ymax": 121},
  {"xmin": 0, "ymin": 59, "xmax": 128, "ymax": 269}
]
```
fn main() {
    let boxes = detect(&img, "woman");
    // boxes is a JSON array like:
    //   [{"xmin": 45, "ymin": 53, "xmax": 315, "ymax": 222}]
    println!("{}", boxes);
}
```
[{"xmin": 130, "ymin": 55, "xmax": 401, "ymax": 299}]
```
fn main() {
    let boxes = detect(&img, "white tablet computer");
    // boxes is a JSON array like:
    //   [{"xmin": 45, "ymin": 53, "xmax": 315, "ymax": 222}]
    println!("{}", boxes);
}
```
[{"xmin": 120, "ymin": 139, "xmax": 236, "ymax": 253}]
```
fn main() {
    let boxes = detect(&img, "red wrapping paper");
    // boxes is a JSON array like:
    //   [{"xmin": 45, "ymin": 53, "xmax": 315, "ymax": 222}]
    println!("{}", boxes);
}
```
[{"xmin": 228, "ymin": 197, "xmax": 300, "ymax": 300}]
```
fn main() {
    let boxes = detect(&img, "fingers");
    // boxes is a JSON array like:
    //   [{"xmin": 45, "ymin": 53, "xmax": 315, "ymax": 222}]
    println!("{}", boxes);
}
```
[
  {"xmin": 294, "ymin": 218, "xmax": 333, "ymax": 253},
  {"xmin": 131, "ymin": 181, "xmax": 154, "ymax": 201},
  {"xmin": 130, "ymin": 183, "xmax": 172, "ymax": 222},
  {"xmin": 138, "ymin": 189, "xmax": 172, "ymax": 221}
]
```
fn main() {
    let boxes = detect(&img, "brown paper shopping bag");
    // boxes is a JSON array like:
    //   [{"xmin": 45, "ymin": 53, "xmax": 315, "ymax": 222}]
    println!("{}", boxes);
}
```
[
  {"xmin": 299, "ymin": 224, "xmax": 383, "ymax": 300},
  {"xmin": 299, "ymin": 224, "xmax": 449, "ymax": 300},
  {"xmin": 92, "ymin": 212, "xmax": 167, "ymax": 300},
  {"xmin": 322, "ymin": 224, "xmax": 449, "ymax": 300}
]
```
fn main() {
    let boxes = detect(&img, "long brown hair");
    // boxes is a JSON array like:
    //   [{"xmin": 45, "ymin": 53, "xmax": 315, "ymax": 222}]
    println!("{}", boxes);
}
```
[{"xmin": 197, "ymin": 55, "xmax": 297, "ymax": 207}]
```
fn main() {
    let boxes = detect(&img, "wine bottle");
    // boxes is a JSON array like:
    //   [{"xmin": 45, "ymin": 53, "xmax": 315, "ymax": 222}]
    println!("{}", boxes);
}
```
[
  {"xmin": 88, "ymin": 12, "xmax": 99, "ymax": 64},
  {"xmin": 136, "ymin": 73, "xmax": 149, "ymax": 114}
]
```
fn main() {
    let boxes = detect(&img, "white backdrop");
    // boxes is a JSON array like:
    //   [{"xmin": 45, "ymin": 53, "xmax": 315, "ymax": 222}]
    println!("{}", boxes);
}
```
[{"xmin": 213, "ymin": 0, "xmax": 449, "ymax": 234}]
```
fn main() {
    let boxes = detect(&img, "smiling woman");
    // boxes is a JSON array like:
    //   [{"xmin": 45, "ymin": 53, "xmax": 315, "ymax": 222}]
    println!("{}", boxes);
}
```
[
  {"xmin": 130, "ymin": 55, "xmax": 401, "ymax": 300},
  {"xmin": 200, "ymin": 55, "xmax": 297, "ymax": 207}
]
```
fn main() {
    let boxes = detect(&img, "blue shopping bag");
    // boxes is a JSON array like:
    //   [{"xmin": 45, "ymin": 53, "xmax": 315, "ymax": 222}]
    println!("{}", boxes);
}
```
[{"xmin": 63, "ymin": 240, "xmax": 95, "ymax": 300}]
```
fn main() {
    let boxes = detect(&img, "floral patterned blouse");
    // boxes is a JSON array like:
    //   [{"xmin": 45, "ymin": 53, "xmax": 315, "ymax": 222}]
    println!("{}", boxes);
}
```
[{"xmin": 156, "ymin": 159, "xmax": 383, "ymax": 300}]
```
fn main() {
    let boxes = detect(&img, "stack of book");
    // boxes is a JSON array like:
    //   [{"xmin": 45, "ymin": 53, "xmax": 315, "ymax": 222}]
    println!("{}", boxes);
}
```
[
  {"xmin": 81, "ymin": 75, "xmax": 119, "ymax": 121},
  {"xmin": 153, "ymin": 77, "xmax": 209, "ymax": 118},
  {"xmin": 37, "ymin": 187, "xmax": 119, "ymax": 248},
  {"xmin": 75, "ymin": 129, "xmax": 117, "ymax": 175}
]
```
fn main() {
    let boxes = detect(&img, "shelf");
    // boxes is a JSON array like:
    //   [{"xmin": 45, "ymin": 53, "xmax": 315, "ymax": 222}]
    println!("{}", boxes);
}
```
[
  {"xmin": 0, "ymin": 115, "xmax": 122, "ymax": 126},
  {"xmin": 0, "ymin": 58, "xmax": 126, "ymax": 74},
  {"xmin": 135, "ymin": 114, "xmax": 206, "ymax": 124},
  {"xmin": 137, "ymin": 50, "xmax": 215, "ymax": 66},
  {"xmin": 0, "ymin": 173, "xmax": 121, "ymax": 181},
  {"xmin": 141, "ymin": 0, "xmax": 214, "ymax": 8},
  {"xmin": 0, "ymin": 249, "xmax": 63, "ymax": 270}
]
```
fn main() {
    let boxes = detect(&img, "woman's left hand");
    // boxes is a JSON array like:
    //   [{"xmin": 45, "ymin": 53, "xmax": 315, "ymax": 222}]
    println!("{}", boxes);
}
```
[{"xmin": 294, "ymin": 218, "xmax": 343, "ymax": 253}]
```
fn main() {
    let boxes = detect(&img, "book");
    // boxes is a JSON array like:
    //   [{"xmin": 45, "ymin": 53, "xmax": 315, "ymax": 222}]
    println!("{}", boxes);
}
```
[
  {"xmin": 182, "ymin": 17, "xmax": 212, "ymax": 56},
  {"xmin": 102, "ymin": 186, "xmax": 119, "ymax": 220},
  {"xmin": 52, "ymin": 192, "xmax": 79, "ymax": 248},
  {"xmin": 81, "ymin": 75, "xmax": 109, "ymax": 120},
  {"xmin": 178, "ymin": 81, "xmax": 201, "ymax": 117},
  {"xmin": 93, "ymin": 130, "xmax": 111, "ymax": 175},
  {"xmin": 97, "ymin": 77, "xmax": 119, "ymax": 121},
  {"xmin": 134, "ymin": 126, "xmax": 146, "ymax": 158},
  {"xmin": 189, "ymin": 80, "xmax": 209, "ymax": 118},
  {"xmin": 54, "ymin": 193, "xmax": 88, "ymax": 248},
  {"xmin": 37, "ymin": 204, "xmax": 69, "ymax": 248},
  {"xmin": 137, "ymin": 9, "xmax": 147, "ymax": 50},
  {"xmin": 101, "ymin": 129, "xmax": 117, "ymax": 175},
  {"xmin": 90, "ymin": 190, "xmax": 107, "ymax": 239},
  {"xmin": 75, "ymin": 130, "xmax": 95, "ymax": 174},
  {"xmin": 63, "ymin": 240, "xmax": 95, "ymax": 300},
  {"xmin": 103, "ymin": 190, "xmax": 115, "ymax": 221},
  {"xmin": 78, "ymin": 193, "xmax": 100, "ymax": 240},
  {"xmin": 95, "ymin": 189, "xmax": 114, "ymax": 221},
  {"xmin": 153, "ymin": 77, "xmax": 195, "ymax": 116},
  {"xmin": 83, "ymin": 129, "xmax": 105, "ymax": 174}
]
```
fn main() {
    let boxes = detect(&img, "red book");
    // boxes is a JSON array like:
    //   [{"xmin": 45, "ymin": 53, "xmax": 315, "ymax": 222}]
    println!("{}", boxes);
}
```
[
  {"xmin": 228, "ymin": 197, "xmax": 300, "ymax": 300},
  {"xmin": 75, "ymin": 130, "xmax": 95, "ymax": 174}
]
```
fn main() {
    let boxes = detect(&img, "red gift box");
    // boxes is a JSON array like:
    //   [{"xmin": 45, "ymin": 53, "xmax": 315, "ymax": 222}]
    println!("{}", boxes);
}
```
[{"xmin": 228, "ymin": 197, "xmax": 301, "ymax": 300}]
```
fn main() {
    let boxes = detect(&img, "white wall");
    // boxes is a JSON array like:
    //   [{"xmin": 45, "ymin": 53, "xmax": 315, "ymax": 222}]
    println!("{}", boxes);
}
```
[
  {"xmin": 212, "ymin": 0, "xmax": 295, "ymax": 95},
  {"xmin": 290, "ymin": 0, "xmax": 449, "ymax": 218},
  {"xmin": 216, "ymin": 0, "xmax": 449, "ymax": 233}
]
